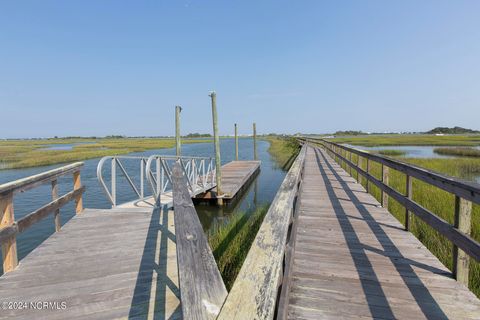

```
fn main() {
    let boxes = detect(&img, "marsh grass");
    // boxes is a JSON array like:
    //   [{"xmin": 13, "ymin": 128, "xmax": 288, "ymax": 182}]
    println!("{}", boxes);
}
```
[
  {"xmin": 207, "ymin": 205, "xmax": 269, "ymax": 290},
  {"xmin": 434, "ymin": 147, "xmax": 480, "ymax": 158},
  {"xmin": 336, "ymin": 152, "xmax": 480, "ymax": 296},
  {"xmin": 374, "ymin": 149, "xmax": 407, "ymax": 157},
  {"xmin": 330, "ymin": 134, "xmax": 480, "ymax": 147},
  {"xmin": 0, "ymin": 138, "xmax": 211, "ymax": 169},
  {"xmin": 265, "ymin": 137, "xmax": 300, "ymax": 170}
]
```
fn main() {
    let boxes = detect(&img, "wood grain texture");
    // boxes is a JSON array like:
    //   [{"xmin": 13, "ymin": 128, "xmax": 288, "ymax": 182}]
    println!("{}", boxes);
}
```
[
  {"xmin": 217, "ymin": 145, "xmax": 306, "ymax": 320},
  {"xmin": 284, "ymin": 145, "xmax": 480, "ymax": 319},
  {"xmin": 0, "ymin": 206, "xmax": 181, "ymax": 319},
  {"xmin": 171, "ymin": 162, "xmax": 227, "ymax": 320},
  {"xmin": 321, "ymin": 140, "xmax": 480, "ymax": 262},
  {"xmin": 0, "ymin": 162, "xmax": 83, "ymax": 196},
  {"xmin": 306, "ymin": 138, "xmax": 480, "ymax": 205}
]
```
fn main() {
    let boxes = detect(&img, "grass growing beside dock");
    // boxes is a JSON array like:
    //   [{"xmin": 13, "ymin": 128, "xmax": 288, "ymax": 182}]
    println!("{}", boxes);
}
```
[
  {"xmin": 265, "ymin": 137, "xmax": 300, "ymax": 170},
  {"xmin": 329, "ymin": 134, "xmax": 480, "ymax": 147},
  {"xmin": 0, "ymin": 138, "xmax": 211, "ymax": 169},
  {"xmin": 208, "ymin": 205, "xmax": 269, "ymax": 290},
  {"xmin": 434, "ymin": 147, "xmax": 480, "ymax": 158},
  {"xmin": 338, "ymin": 152, "xmax": 480, "ymax": 296}
]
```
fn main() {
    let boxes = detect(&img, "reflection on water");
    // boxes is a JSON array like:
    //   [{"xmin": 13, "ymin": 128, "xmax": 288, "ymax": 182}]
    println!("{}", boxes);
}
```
[
  {"xmin": 0, "ymin": 138, "xmax": 286, "ymax": 267},
  {"xmin": 346, "ymin": 144, "xmax": 480, "ymax": 159}
]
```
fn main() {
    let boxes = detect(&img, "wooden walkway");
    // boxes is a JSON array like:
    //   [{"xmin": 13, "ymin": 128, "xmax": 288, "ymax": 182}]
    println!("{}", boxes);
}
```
[
  {"xmin": 0, "ymin": 206, "xmax": 181, "ymax": 319},
  {"xmin": 285, "ymin": 145, "xmax": 480, "ymax": 319}
]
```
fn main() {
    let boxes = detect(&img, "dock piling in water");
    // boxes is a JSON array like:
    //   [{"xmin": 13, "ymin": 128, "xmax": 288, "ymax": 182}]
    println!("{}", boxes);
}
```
[
  {"xmin": 176, "ymin": 105, "xmax": 182, "ymax": 157},
  {"xmin": 210, "ymin": 91, "xmax": 223, "ymax": 205},
  {"xmin": 235, "ymin": 123, "xmax": 239, "ymax": 160}
]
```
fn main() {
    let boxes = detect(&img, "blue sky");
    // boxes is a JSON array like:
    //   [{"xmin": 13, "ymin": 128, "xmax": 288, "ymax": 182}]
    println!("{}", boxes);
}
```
[{"xmin": 1, "ymin": 1, "xmax": 479, "ymax": 138}]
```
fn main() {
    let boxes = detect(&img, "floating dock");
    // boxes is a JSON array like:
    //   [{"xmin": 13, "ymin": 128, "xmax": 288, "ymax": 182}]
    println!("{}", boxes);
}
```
[{"xmin": 195, "ymin": 160, "xmax": 261, "ymax": 201}]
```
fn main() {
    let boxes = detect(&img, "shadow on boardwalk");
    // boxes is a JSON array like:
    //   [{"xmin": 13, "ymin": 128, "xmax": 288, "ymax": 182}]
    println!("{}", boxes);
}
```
[
  {"xmin": 128, "ymin": 205, "xmax": 182, "ymax": 319},
  {"xmin": 313, "ymin": 147, "xmax": 448, "ymax": 320}
]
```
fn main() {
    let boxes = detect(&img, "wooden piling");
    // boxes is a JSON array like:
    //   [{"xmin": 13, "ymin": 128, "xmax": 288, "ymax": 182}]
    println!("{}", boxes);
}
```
[
  {"xmin": 381, "ymin": 165, "xmax": 389, "ymax": 208},
  {"xmin": 176, "ymin": 105, "xmax": 182, "ymax": 157},
  {"xmin": 235, "ymin": 123, "xmax": 239, "ymax": 160},
  {"xmin": 210, "ymin": 91, "xmax": 223, "ymax": 205},
  {"xmin": 253, "ymin": 122, "xmax": 257, "ymax": 160}
]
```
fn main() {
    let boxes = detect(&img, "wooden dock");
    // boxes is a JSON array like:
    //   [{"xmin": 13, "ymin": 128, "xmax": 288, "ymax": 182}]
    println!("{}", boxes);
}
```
[
  {"xmin": 281, "ymin": 145, "xmax": 480, "ymax": 319},
  {"xmin": 196, "ymin": 160, "xmax": 260, "ymax": 201},
  {"xmin": 0, "ymin": 205, "xmax": 181, "ymax": 319}
]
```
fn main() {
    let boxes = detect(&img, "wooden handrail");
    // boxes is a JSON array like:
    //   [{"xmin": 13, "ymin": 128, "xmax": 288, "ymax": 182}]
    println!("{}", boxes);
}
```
[
  {"xmin": 171, "ymin": 162, "xmax": 227, "ymax": 319},
  {"xmin": 303, "ymin": 137, "xmax": 480, "ymax": 288},
  {"xmin": 0, "ymin": 162, "xmax": 84, "ymax": 196},
  {"xmin": 0, "ymin": 162, "xmax": 85, "ymax": 274},
  {"xmin": 217, "ymin": 144, "xmax": 307, "ymax": 319}
]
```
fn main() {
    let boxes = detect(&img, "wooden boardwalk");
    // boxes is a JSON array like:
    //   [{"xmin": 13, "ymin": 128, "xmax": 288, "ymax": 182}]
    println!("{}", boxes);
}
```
[
  {"xmin": 0, "ymin": 206, "xmax": 181, "ymax": 319},
  {"xmin": 284, "ymin": 145, "xmax": 480, "ymax": 319}
]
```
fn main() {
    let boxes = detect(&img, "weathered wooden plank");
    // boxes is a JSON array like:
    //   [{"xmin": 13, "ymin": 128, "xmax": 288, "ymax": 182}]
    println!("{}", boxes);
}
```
[
  {"xmin": 0, "ymin": 192, "xmax": 17, "ymax": 273},
  {"xmin": 308, "ymin": 138, "xmax": 480, "ymax": 205},
  {"xmin": 0, "ymin": 162, "xmax": 83, "ymax": 196},
  {"xmin": 16, "ymin": 187, "xmax": 85, "ymax": 233},
  {"xmin": 321, "ymin": 142, "xmax": 480, "ymax": 262},
  {"xmin": 171, "ymin": 162, "xmax": 227, "ymax": 319},
  {"xmin": 285, "ymin": 145, "xmax": 480, "ymax": 320},
  {"xmin": 217, "ymin": 145, "xmax": 306, "ymax": 320}
]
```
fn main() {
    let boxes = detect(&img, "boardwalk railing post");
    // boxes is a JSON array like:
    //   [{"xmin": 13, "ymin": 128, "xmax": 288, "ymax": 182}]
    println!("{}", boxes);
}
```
[
  {"xmin": 381, "ymin": 165, "xmax": 389, "ymax": 209},
  {"xmin": 235, "ymin": 123, "xmax": 239, "ymax": 160},
  {"xmin": 253, "ymin": 122, "xmax": 257, "ymax": 160},
  {"xmin": 176, "ymin": 105, "xmax": 182, "ymax": 157},
  {"xmin": 405, "ymin": 175, "xmax": 412, "ymax": 231},
  {"xmin": 73, "ymin": 171, "xmax": 83, "ymax": 214},
  {"xmin": 210, "ymin": 91, "xmax": 223, "ymax": 205},
  {"xmin": 358, "ymin": 156, "xmax": 363, "ymax": 185},
  {"xmin": 1, "ymin": 192, "xmax": 18, "ymax": 273},
  {"xmin": 453, "ymin": 196, "xmax": 472, "ymax": 286},
  {"xmin": 366, "ymin": 158, "xmax": 370, "ymax": 193},
  {"xmin": 52, "ymin": 179, "xmax": 61, "ymax": 231}
]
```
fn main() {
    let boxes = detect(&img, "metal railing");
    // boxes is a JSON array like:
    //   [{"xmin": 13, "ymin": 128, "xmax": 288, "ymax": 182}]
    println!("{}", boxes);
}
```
[
  {"xmin": 146, "ymin": 155, "xmax": 216, "ymax": 205},
  {"xmin": 97, "ymin": 155, "xmax": 216, "ymax": 207}
]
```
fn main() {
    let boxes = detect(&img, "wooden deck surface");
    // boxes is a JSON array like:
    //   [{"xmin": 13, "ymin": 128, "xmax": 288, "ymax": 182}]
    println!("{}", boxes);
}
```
[
  {"xmin": 0, "ymin": 206, "xmax": 181, "ymax": 319},
  {"xmin": 199, "ymin": 160, "xmax": 260, "ymax": 200},
  {"xmin": 285, "ymin": 145, "xmax": 480, "ymax": 319}
]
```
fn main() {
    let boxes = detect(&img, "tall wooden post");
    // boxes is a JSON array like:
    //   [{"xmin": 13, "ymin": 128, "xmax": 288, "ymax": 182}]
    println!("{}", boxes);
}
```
[
  {"xmin": 235, "ymin": 123, "xmax": 239, "ymax": 161},
  {"xmin": 73, "ymin": 171, "xmax": 83, "ymax": 213},
  {"xmin": 453, "ymin": 196, "xmax": 472, "ymax": 286},
  {"xmin": 1, "ymin": 192, "xmax": 18, "ymax": 273},
  {"xmin": 253, "ymin": 123, "xmax": 257, "ymax": 160},
  {"xmin": 366, "ymin": 159, "xmax": 370, "ymax": 193},
  {"xmin": 210, "ymin": 91, "xmax": 223, "ymax": 205},
  {"xmin": 176, "ymin": 105, "xmax": 182, "ymax": 157}
]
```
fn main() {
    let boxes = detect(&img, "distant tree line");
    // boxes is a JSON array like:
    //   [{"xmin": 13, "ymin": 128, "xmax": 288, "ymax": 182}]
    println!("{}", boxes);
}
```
[
  {"xmin": 426, "ymin": 126, "xmax": 479, "ymax": 134},
  {"xmin": 183, "ymin": 133, "xmax": 212, "ymax": 138}
]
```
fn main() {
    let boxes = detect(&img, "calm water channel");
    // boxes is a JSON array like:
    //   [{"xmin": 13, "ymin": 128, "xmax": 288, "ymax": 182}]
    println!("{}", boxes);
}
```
[{"xmin": 0, "ymin": 138, "xmax": 287, "ymax": 271}]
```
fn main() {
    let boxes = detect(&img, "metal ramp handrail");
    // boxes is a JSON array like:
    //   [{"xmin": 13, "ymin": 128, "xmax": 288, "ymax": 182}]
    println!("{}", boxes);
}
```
[
  {"xmin": 97, "ymin": 155, "xmax": 216, "ymax": 207},
  {"xmin": 145, "ymin": 155, "xmax": 216, "ymax": 205}
]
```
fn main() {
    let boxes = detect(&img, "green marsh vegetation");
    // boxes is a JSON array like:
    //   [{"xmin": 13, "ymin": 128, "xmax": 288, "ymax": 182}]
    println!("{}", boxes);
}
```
[
  {"xmin": 335, "ymin": 152, "xmax": 480, "ymax": 296},
  {"xmin": 374, "ymin": 149, "xmax": 407, "ymax": 157},
  {"xmin": 207, "ymin": 205, "xmax": 269, "ymax": 290},
  {"xmin": 330, "ymin": 134, "xmax": 480, "ymax": 147},
  {"xmin": 434, "ymin": 147, "xmax": 480, "ymax": 158},
  {"xmin": 0, "ymin": 138, "xmax": 211, "ymax": 169},
  {"xmin": 265, "ymin": 136, "xmax": 301, "ymax": 170}
]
